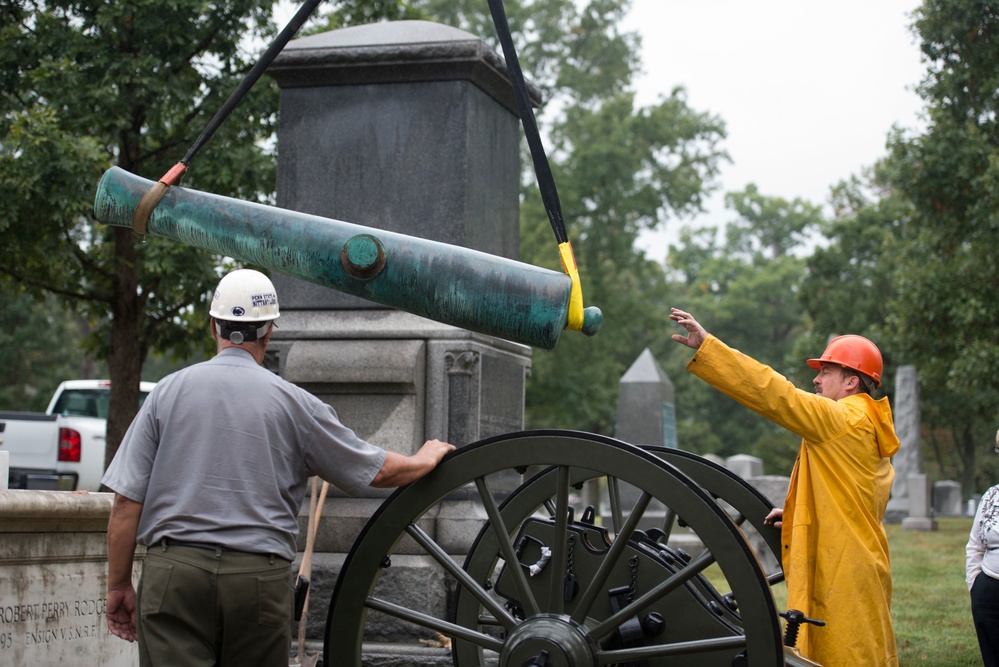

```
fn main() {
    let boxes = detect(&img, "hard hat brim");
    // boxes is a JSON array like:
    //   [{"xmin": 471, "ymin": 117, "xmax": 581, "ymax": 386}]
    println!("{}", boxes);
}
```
[{"xmin": 806, "ymin": 356, "xmax": 882, "ymax": 386}]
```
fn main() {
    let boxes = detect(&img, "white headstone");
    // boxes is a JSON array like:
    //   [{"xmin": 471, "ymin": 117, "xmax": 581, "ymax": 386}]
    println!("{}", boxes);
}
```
[
  {"xmin": 891, "ymin": 366, "xmax": 921, "ymax": 500},
  {"xmin": 726, "ymin": 454, "xmax": 764, "ymax": 479},
  {"xmin": 902, "ymin": 474, "xmax": 937, "ymax": 531}
]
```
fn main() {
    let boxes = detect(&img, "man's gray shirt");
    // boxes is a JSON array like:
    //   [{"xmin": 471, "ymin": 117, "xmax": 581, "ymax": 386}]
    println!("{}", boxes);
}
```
[{"xmin": 102, "ymin": 348, "xmax": 387, "ymax": 561}]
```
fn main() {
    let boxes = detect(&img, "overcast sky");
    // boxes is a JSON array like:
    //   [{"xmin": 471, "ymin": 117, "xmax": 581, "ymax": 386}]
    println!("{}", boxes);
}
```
[{"xmin": 620, "ymin": 0, "xmax": 927, "ymax": 258}]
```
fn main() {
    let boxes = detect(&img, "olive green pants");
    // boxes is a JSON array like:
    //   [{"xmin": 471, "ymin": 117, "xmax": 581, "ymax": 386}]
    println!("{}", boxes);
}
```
[{"xmin": 137, "ymin": 540, "xmax": 293, "ymax": 667}]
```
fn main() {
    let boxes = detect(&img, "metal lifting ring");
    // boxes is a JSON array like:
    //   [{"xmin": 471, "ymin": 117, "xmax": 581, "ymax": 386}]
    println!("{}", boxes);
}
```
[{"xmin": 324, "ymin": 430, "xmax": 785, "ymax": 667}]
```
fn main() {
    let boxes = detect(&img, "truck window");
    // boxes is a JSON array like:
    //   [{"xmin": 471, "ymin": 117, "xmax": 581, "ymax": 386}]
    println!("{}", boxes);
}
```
[{"xmin": 52, "ymin": 389, "xmax": 150, "ymax": 419}]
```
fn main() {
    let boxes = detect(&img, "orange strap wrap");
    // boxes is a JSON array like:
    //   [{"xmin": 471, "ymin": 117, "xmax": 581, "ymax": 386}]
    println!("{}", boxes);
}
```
[{"xmin": 130, "ymin": 163, "xmax": 187, "ymax": 235}]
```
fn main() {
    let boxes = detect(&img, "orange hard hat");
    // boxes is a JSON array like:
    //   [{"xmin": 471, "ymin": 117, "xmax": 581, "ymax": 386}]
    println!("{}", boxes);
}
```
[{"xmin": 806, "ymin": 335, "xmax": 883, "ymax": 386}]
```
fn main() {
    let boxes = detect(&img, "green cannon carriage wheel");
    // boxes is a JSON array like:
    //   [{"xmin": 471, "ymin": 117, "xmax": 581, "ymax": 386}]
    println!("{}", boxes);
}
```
[{"xmin": 325, "ymin": 430, "xmax": 783, "ymax": 667}]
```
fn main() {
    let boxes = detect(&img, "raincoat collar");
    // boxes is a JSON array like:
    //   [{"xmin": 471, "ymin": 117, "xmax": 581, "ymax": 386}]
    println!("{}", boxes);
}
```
[{"xmin": 842, "ymin": 393, "xmax": 901, "ymax": 458}]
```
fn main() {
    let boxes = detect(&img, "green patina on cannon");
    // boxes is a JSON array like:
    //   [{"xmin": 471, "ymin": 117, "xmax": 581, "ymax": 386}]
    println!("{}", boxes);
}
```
[{"xmin": 92, "ymin": 166, "xmax": 602, "ymax": 350}]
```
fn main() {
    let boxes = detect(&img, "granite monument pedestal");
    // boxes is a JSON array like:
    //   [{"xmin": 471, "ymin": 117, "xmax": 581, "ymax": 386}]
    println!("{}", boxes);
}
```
[
  {"xmin": 0, "ymin": 490, "xmax": 143, "ymax": 666},
  {"xmin": 266, "ymin": 21, "xmax": 534, "ymax": 657}
]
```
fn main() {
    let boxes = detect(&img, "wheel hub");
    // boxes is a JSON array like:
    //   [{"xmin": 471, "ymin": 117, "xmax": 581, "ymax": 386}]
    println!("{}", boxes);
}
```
[{"xmin": 500, "ymin": 614, "xmax": 597, "ymax": 667}]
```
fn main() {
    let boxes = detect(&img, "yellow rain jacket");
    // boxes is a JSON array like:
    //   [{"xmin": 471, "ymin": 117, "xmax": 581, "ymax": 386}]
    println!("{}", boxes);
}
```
[{"xmin": 687, "ymin": 335, "xmax": 900, "ymax": 667}]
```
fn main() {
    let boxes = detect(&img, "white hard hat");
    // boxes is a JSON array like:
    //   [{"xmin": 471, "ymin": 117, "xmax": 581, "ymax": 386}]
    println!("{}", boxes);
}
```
[{"xmin": 209, "ymin": 269, "xmax": 280, "ymax": 322}]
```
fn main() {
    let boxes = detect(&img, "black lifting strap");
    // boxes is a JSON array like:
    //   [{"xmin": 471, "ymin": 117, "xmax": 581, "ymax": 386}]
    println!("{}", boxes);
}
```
[
  {"xmin": 133, "ymin": 0, "xmax": 325, "ymax": 234},
  {"xmin": 183, "ymin": 0, "xmax": 325, "ymax": 168},
  {"xmin": 486, "ymin": 0, "xmax": 568, "ymax": 246}
]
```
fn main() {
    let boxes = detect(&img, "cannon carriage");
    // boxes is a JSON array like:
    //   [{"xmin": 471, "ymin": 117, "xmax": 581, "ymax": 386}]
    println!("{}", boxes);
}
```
[{"xmin": 325, "ymin": 430, "xmax": 821, "ymax": 667}]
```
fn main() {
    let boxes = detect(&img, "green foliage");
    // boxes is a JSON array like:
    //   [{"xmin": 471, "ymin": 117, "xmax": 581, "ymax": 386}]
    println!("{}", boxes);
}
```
[
  {"xmin": 798, "ymin": 177, "xmax": 902, "ymax": 341},
  {"xmin": 405, "ymin": 0, "xmax": 637, "ymax": 105},
  {"xmin": 0, "ymin": 106, "xmax": 106, "ymax": 295},
  {"xmin": 0, "ymin": 0, "xmax": 282, "ymax": 457},
  {"xmin": 506, "ymin": 3, "xmax": 727, "ymax": 435},
  {"xmin": 0, "ymin": 291, "xmax": 90, "ymax": 412},
  {"xmin": 519, "ymin": 82, "xmax": 728, "ymax": 433},
  {"xmin": 794, "ymin": 173, "xmax": 908, "ymax": 406},
  {"xmin": 663, "ymin": 185, "xmax": 822, "ymax": 470},
  {"xmin": 877, "ymin": 0, "xmax": 999, "ymax": 494}
]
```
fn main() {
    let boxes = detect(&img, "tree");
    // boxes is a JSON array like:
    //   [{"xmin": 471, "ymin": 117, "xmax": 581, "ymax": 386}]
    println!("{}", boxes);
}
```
[
  {"xmin": 0, "ymin": 292, "xmax": 94, "ymax": 412},
  {"xmin": 877, "ymin": 0, "xmax": 999, "ymax": 494},
  {"xmin": 795, "ymin": 174, "xmax": 905, "ymax": 381},
  {"xmin": 0, "ymin": 1, "xmax": 282, "ymax": 467}
]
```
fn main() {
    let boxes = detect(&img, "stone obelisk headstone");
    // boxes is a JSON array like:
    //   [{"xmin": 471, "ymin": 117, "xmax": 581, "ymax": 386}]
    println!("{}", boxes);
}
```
[
  {"xmin": 886, "ymin": 364, "xmax": 921, "ymax": 522},
  {"xmin": 608, "ymin": 349, "xmax": 685, "ymax": 542},
  {"xmin": 615, "ymin": 348, "xmax": 677, "ymax": 449}
]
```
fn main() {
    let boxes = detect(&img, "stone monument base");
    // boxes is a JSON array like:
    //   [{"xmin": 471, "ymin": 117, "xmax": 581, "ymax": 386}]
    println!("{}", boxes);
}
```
[
  {"xmin": 0, "ymin": 490, "xmax": 142, "ymax": 666},
  {"xmin": 884, "ymin": 497, "xmax": 909, "ymax": 524}
]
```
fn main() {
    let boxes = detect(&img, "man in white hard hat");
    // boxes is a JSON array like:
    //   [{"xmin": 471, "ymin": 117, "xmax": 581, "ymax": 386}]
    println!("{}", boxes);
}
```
[
  {"xmin": 669, "ymin": 307, "xmax": 899, "ymax": 667},
  {"xmin": 102, "ymin": 269, "xmax": 454, "ymax": 666}
]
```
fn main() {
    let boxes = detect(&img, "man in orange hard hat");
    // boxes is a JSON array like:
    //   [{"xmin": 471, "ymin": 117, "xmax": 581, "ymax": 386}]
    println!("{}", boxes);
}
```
[{"xmin": 669, "ymin": 308, "xmax": 899, "ymax": 667}]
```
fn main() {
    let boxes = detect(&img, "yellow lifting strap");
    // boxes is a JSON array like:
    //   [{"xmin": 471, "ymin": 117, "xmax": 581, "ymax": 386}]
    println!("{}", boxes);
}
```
[{"xmin": 558, "ymin": 241, "xmax": 585, "ymax": 332}]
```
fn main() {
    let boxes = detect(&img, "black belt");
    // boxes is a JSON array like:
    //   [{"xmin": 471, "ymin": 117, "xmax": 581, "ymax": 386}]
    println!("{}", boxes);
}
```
[{"xmin": 163, "ymin": 538, "xmax": 228, "ymax": 551}]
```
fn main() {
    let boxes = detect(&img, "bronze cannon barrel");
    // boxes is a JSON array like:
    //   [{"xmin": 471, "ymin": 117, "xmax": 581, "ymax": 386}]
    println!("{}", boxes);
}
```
[{"xmin": 93, "ymin": 167, "xmax": 601, "ymax": 350}]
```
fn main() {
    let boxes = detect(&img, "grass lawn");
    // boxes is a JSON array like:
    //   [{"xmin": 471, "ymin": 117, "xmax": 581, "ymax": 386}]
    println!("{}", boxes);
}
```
[
  {"xmin": 705, "ymin": 516, "xmax": 979, "ymax": 665},
  {"xmin": 889, "ymin": 516, "xmax": 980, "ymax": 666}
]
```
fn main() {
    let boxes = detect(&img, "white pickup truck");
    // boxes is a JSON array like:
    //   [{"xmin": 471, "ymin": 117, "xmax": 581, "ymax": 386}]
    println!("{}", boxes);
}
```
[{"xmin": 2, "ymin": 380, "xmax": 155, "ymax": 491}]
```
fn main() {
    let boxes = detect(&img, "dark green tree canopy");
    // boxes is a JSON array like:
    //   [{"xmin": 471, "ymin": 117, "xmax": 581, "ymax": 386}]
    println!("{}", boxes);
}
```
[
  {"xmin": 874, "ymin": 0, "xmax": 999, "ymax": 492},
  {"xmin": 0, "ymin": 0, "xmax": 281, "ymax": 464}
]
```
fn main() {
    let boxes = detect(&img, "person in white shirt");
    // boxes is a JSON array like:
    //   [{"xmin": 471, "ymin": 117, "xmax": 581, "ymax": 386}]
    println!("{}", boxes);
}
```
[{"xmin": 967, "ymin": 428, "xmax": 999, "ymax": 667}]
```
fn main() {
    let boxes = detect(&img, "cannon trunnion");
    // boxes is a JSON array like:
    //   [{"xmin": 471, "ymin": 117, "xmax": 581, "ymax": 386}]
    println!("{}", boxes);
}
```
[{"xmin": 325, "ymin": 431, "xmax": 821, "ymax": 666}]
